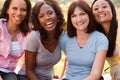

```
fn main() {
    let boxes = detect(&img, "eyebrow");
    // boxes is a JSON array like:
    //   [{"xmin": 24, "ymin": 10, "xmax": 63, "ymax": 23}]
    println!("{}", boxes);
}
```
[{"xmin": 94, "ymin": 2, "xmax": 108, "ymax": 7}]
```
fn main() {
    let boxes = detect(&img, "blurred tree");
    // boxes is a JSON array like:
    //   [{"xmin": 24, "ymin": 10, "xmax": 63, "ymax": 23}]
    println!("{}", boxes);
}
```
[
  {"xmin": 30, "ymin": 0, "xmax": 39, "ymax": 2},
  {"xmin": 0, "ymin": 0, "xmax": 5, "ymax": 11},
  {"xmin": 58, "ymin": 0, "xmax": 72, "ymax": 5}
]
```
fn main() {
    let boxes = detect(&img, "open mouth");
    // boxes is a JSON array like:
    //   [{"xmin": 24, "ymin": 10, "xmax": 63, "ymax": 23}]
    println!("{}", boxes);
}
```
[
  {"xmin": 98, "ymin": 13, "xmax": 106, "ymax": 18},
  {"xmin": 45, "ymin": 21, "xmax": 54, "ymax": 28},
  {"xmin": 14, "ymin": 16, "xmax": 23, "ymax": 21}
]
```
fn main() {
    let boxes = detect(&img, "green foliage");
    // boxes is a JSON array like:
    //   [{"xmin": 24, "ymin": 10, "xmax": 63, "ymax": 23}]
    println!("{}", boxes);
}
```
[
  {"xmin": 0, "ymin": 0, "xmax": 4, "ymax": 11},
  {"xmin": 58, "ymin": 0, "xmax": 72, "ymax": 6},
  {"xmin": 112, "ymin": 0, "xmax": 120, "ymax": 4}
]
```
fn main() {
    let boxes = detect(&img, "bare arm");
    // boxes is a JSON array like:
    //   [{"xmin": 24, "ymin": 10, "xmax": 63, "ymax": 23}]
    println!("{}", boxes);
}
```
[
  {"xmin": 0, "ymin": 75, "xmax": 3, "ymax": 80},
  {"xmin": 25, "ymin": 50, "xmax": 38, "ymax": 80},
  {"xmin": 59, "ymin": 51, "xmax": 67, "ymax": 80},
  {"xmin": 84, "ymin": 50, "xmax": 107, "ymax": 80},
  {"xmin": 60, "ymin": 57, "xmax": 67, "ymax": 79}
]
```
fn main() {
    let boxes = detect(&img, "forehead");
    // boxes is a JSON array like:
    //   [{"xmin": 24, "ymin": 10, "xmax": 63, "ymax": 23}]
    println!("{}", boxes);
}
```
[
  {"xmin": 10, "ymin": 0, "xmax": 26, "ymax": 7},
  {"xmin": 40, "ymin": 4, "xmax": 53, "ymax": 11},
  {"xmin": 74, "ymin": 7, "xmax": 84, "ymax": 13},
  {"xmin": 93, "ymin": 0, "xmax": 110, "ymax": 7}
]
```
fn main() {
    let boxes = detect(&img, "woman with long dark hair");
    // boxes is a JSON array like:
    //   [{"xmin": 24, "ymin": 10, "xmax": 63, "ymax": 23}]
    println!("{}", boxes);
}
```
[
  {"xmin": 92, "ymin": 0, "xmax": 120, "ymax": 79},
  {"xmin": 0, "ymin": 0, "xmax": 31, "ymax": 80},
  {"xmin": 24, "ymin": 0, "xmax": 65, "ymax": 80}
]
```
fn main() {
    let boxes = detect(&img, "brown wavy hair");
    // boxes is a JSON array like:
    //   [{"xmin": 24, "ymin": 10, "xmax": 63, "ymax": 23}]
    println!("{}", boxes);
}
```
[
  {"xmin": 0, "ymin": 0, "xmax": 31, "ymax": 36},
  {"xmin": 31, "ymin": 0, "xmax": 65, "ymax": 40}
]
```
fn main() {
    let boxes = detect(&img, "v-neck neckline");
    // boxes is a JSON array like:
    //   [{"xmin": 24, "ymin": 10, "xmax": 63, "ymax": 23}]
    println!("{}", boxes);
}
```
[
  {"xmin": 41, "ymin": 42, "xmax": 58, "ymax": 54},
  {"xmin": 74, "ymin": 34, "xmax": 92, "ymax": 50}
]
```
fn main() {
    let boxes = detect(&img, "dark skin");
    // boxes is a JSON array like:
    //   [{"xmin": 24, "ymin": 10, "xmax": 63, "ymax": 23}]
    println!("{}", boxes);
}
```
[
  {"xmin": 42, "ymin": 39, "xmax": 57, "ymax": 53},
  {"xmin": 25, "ymin": 32, "xmax": 58, "ymax": 80},
  {"xmin": 42, "ymin": 33, "xmax": 58, "ymax": 53},
  {"xmin": 25, "ymin": 1, "xmax": 60, "ymax": 79},
  {"xmin": 25, "ymin": 50, "xmax": 38, "ymax": 80}
]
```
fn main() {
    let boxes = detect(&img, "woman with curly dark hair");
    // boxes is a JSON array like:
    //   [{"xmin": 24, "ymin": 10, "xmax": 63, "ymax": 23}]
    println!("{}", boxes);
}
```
[{"xmin": 24, "ymin": 0, "xmax": 65, "ymax": 80}]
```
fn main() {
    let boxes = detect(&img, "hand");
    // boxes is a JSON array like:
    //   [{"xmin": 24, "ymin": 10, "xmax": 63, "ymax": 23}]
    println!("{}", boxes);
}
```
[{"xmin": 53, "ymin": 75, "xmax": 59, "ymax": 79}]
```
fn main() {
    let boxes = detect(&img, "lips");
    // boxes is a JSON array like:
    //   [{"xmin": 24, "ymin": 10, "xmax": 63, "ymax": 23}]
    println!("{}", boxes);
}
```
[
  {"xmin": 45, "ymin": 21, "xmax": 54, "ymax": 28},
  {"xmin": 77, "ymin": 22, "xmax": 84, "ymax": 26},
  {"xmin": 98, "ymin": 13, "xmax": 106, "ymax": 18},
  {"xmin": 14, "ymin": 16, "xmax": 23, "ymax": 21}
]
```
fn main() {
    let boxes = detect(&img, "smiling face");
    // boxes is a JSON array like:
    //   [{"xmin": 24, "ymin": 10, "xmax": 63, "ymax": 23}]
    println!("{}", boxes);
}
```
[
  {"xmin": 71, "ymin": 7, "xmax": 89, "ymax": 32},
  {"xmin": 92, "ymin": 0, "xmax": 112, "ymax": 24},
  {"xmin": 7, "ymin": 0, "xmax": 27, "ymax": 25},
  {"xmin": 38, "ymin": 3, "xmax": 58, "ymax": 32}
]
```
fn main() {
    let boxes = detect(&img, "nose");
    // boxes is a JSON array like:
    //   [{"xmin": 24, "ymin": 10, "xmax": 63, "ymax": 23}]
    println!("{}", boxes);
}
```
[
  {"xmin": 16, "ymin": 10, "xmax": 22, "ymax": 16},
  {"xmin": 77, "ymin": 16, "xmax": 82, "ymax": 22},
  {"xmin": 98, "ymin": 8, "xmax": 103, "ymax": 12},
  {"xmin": 45, "ymin": 14, "xmax": 50, "ymax": 20}
]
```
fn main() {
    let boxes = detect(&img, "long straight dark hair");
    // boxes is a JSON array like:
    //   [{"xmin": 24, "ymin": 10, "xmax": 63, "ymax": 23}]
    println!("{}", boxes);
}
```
[{"xmin": 91, "ymin": 0, "xmax": 118, "ymax": 57}]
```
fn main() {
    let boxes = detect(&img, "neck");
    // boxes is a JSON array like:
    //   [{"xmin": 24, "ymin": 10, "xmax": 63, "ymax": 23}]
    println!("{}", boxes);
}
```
[
  {"xmin": 47, "ymin": 31, "xmax": 56, "ymax": 40},
  {"xmin": 101, "ymin": 22, "xmax": 110, "ymax": 35},
  {"xmin": 6, "ymin": 21, "xmax": 20, "ymax": 35},
  {"xmin": 76, "ymin": 30, "xmax": 90, "ymax": 40}
]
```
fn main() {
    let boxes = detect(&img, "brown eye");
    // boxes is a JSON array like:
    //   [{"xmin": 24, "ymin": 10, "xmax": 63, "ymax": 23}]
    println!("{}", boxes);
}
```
[
  {"xmin": 94, "ymin": 8, "xmax": 98, "ymax": 11},
  {"xmin": 39, "ymin": 15, "xmax": 44, "ymax": 18},
  {"xmin": 71, "ymin": 14, "xmax": 76, "ymax": 18},
  {"xmin": 47, "ymin": 10, "xmax": 54, "ymax": 16},
  {"xmin": 80, "ymin": 12, "xmax": 86, "ymax": 15},
  {"xmin": 12, "ymin": 7, "xmax": 17, "ymax": 10},
  {"xmin": 21, "ymin": 8, "xmax": 26, "ymax": 12},
  {"xmin": 102, "ymin": 6, "xmax": 107, "ymax": 9}
]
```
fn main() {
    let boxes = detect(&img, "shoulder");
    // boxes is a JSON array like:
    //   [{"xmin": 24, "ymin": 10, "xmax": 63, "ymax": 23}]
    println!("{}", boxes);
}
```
[
  {"xmin": 0, "ymin": 18, "xmax": 7, "ymax": 28},
  {"xmin": 27, "ymin": 30, "xmax": 40, "ymax": 39},
  {"xmin": 60, "ymin": 31, "xmax": 68, "ymax": 39},
  {"xmin": 91, "ymin": 31, "xmax": 108, "ymax": 44},
  {"xmin": 0, "ymin": 19, "xmax": 7, "ymax": 36},
  {"xmin": 59, "ymin": 31, "xmax": 70, "ymax": 42},
  {"xmin": 91, "ymin": 31, "xmax": 107, "ymax": 38},
  {"xmin": 25, "ymin": 30, "xmax": 40, "ymax": 43},
  {"xmin": 0, "ymin": 18, "xmax": 7, "ymax": 24}
]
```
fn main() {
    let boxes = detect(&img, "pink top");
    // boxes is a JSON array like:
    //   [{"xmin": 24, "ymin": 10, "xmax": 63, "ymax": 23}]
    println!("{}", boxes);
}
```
[{"xmin": 0, "ymin": 19, "xmax": 25, "ymax": 72}]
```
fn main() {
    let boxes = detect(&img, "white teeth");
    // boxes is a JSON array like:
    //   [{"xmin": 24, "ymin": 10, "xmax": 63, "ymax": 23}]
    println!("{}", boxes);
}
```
[
  {"xmin": 46, "ymin": 21, "xmax": 53, "ymax": 28},
  {"xmin": 15, "ymin": 17, "xmax": 21, "ymax": 21},
  {"xmin": 46, "ymin": 22, "xmax": 52, "ymax": 25},
  {"xmin": 98, "ymin": 14, "xmax": 105, "ymax": 18}
]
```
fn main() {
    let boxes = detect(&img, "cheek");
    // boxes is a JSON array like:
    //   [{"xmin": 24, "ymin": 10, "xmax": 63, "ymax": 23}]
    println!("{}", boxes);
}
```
[
  {"xmin": 93, "ymin": 13, "xmax": 99, "ymax": 22},
  {"xmin": 86, "ymin": 16, "xmax": 89, "ymax": 21},
  {"xmin": 109, "ymin": 11, "xmax": 113, "ymax": 20},
  {"xmin": 38, "ymin": 18, "xmax": 42, "ymax": 24},
  {"xmin": 7, "ymin": 10, "xmax": 13, "ymax": 15},
  {"xmin": 93, "ymin": 13, "xmax": 97, "ymax": 19},
  {"xmin": 92, "ymin": 11, "xmax": 96, "ymax": 17},
  {"xmin": 71, "ymin": 19, "xmax": 76, "ymax": 26},
  {"xmin": 23, "ymin": 12, "xmax": 27, "ymax": 17},
  {"xmin": 39, "ymin": 19, "xmax": 45, "ymax": 27},
  {"xmin": 87, "ymin": 18, "xmax": 89, "ymax": 25},
  {"xmin": 71, "ymin": 17, "xmax": 76, "ymax": 23},
  {"xmin": 53, "ymin": 15, "xmax": 58, "ymax": 23}
]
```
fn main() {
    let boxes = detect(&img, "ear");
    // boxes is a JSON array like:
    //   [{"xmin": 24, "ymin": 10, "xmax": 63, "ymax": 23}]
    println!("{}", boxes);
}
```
[
  {"xmin": 57, "ymin": 19, "xmax": 60, "ymax": 22},
  {"xmin": 7, "ymin": 9, "xmax": 9, "ymax": 14}
]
